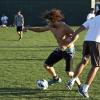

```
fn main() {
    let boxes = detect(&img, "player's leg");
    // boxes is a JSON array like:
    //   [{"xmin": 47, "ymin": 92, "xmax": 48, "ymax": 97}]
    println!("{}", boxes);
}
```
[
  {"xmin": 17, "ymin": 26, "xmax": 23, "ymax": 40},
  {"xmin": 17, "ymin": 31, "xmax": 22, "ymax": 40},
  {"xmin": 64, "ymin": 49, "xmax": 81, "ymax": 89},
  {"xmin": 66, "ymin": 41, "xmax": 90, "ymax": 90},
  {"xmin": 20, "ymin": 31, "xmax": 23, "ymax": 39},
  {"xmin": 44, "ymin": 48, "xmax": 63, "ymax": 85},
  {"xmin": 79, "ymin": 66, "xmax": 99, "ymax": 98},
  {"xmin": 16, "ymin": 26, "xmax": 21, "ymax": 39},
  {"xmin": 44, "ymin": 64, "xmax": 57, "ymax": 77},
  {"xmin": 86, "ymin": 66, "xmax": 99, "ymax": 86},
  {"xmin": 63, "ymin": 47, "xmax": 75, "ymax": 77},
  {"xmin": 78, "ymin": 64, "xmax": 99, "ymax": 98},
  {"xmin": 74, "ymin": 56, "xmax": 89, "ymax": 77},
  {"xmin": 64, "ymin": 51, "xmax": 74, "ymax": 77},
  {"xmin": 78, "ymin": 42, "xmax": 100, "ymax": 98},
  {"xmin": 64, "ymin": 48, "xmax": 76, "ymax": 89},
  {"xmin": 44, "ymin": 64, "xmax": 62, "ymax": 85},
  {"xmin": 19, "ymin": 26, "xmax": 23, "ymax": 39},
  {"xmin": 66, "ymin": 56, "xmax": 89, "ymax": 90}
]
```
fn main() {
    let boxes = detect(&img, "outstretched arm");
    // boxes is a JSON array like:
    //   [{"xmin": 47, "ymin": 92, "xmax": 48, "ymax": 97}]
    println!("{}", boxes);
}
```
[{"xmin": 24, "ymin": 26, "xmax": 50, "ymax": 32}]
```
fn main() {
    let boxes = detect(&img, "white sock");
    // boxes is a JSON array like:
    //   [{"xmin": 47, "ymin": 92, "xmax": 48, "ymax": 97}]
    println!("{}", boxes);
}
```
[
  {"xmin": 83, "ymin": 84, "xmax": 89, "ymax": 92},
  {"xmin": 71, "ymin": 77, "xmax": 77, "ymax": 82}
]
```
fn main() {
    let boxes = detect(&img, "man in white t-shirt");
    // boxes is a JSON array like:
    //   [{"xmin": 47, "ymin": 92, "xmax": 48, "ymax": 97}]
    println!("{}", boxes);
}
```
[
  {"xmin": 66, "ymin": 10, "xmax": 100, "ymax": 98},
  {"xmin": 86, "ymin": 8, "xmax": 95, "ymax": 20},
  {"xmin": 1, "ymin": 14, "xmax": 8, "ymax": 27}
]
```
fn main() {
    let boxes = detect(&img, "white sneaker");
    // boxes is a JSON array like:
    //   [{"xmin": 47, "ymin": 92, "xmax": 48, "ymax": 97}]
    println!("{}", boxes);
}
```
[
  {"xmin": 78, "ymin": 84, "xmax": 89, "ymax": 98},
  {"xmin": 66, "ymin": 79, "xmax": 75, "ymax": 90}
]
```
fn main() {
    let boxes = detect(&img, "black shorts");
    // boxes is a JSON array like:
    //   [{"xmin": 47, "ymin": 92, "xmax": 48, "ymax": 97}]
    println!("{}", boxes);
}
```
[
  {"xmin": 83, "ymin": 41, "xmax": 100, "ymax": 67},
  {"xmin": 45, "ymin": 47, "xmax": 75, "ymax": 72},
  {"xmin": 17, "ymin": 26, "xmax": 23, "ymax": 32}
]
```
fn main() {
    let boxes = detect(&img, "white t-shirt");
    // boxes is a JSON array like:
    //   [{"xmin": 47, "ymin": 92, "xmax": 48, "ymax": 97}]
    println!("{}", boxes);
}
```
[
  {"xmin": 1, "ymin": 16, "xmax": 8, "ymax": 23},
  {"xmin": 83, "ymin": 15, "xmax": 100, "ymax": 43},
  {"xmin": 87, "ymin": 13, "xmax": 95, "ymax": 20}
]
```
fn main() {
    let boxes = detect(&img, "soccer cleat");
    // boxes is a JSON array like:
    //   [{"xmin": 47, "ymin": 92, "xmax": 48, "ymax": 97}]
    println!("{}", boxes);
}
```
[
  {"xmin": 78, "ymin": 85, "xmax": 89, "ymax": 98},
  {"xmin": 48, "ymin": 77, "xmax": 62, "ymax": 85},
  {"xmin": 66, "ymin": 80, "xmax": 75, "ymax": 90},
  {"xmin": 18, "ymin": 37, "xmax": 21, "ymax": 40}
]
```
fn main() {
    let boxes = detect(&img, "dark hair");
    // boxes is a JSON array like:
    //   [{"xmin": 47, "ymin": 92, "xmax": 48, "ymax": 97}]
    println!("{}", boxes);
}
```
[
  {"xmin": 89, "ymin": 8, "xmax": 95, "ymax": 14},
  {"xmin": 96, "ymin": 10, "xmax": 100, "ymax": 16},
  {"xmin": 90, "ymin": 8, "xmax": 95, "ymax": 11},
  {"xmin": 17, "ymin": 10, "xmax": 22, "ymax": 13},
  {"xmin": 41, "ymin": 9, "xmax": 64, "ymax": 20},
  {"xmin": 41, "ymin": 10, "xmax": 52, "ymax": 20}
]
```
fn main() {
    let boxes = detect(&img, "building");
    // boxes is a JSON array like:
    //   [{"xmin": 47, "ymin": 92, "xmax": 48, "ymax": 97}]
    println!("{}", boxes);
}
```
[{"xmin": 0, "ymin": 0, "xmax": 92, "ymax": 26}]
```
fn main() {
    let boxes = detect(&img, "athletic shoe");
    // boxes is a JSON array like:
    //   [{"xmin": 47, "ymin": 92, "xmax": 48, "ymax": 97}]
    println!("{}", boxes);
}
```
[
  {"xmin": 78, "ymin": 85, "xmax": 89, "ymax": 98},
  {"xmin": 66, "ymin": 79, "xmax": 75, "ymax": 90},
  {"xmin": 18, "ymin": 37, "xmax": 21, "ymax": 40},
  {"xmin": 48, "ymin": 77, "xmax": 62, "ymax": 85}
]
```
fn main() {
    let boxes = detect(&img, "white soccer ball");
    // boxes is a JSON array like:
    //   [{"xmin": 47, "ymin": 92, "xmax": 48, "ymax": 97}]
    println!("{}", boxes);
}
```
[{"xmin": 36, "ymin": 79, "xmax": 48, "ymax": 90}]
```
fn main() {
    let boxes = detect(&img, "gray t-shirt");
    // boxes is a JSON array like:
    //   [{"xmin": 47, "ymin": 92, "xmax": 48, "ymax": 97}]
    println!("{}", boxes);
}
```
[{"xmin": 14, "ymin": 14, "xmax": 24, "ymax": 26}]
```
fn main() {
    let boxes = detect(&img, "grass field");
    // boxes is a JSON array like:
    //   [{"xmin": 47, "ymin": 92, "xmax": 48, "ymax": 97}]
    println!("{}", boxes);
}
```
[{"xmin": 0, "ymin": 27, "xmax": 100, "ymax": 100}]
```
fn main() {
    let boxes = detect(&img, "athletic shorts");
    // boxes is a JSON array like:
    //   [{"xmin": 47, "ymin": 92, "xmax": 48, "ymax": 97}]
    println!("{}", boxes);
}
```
[
  {"xmin": 83, "ymin": 41, "xmax": 100, "ymax": 67},
  {"xmin": 45, "ymin": 47, "xmax": 75, "ymax": 72},
  {"xmin": 17, "ymin": 26, "xmax": 23, "ymax": 32}
]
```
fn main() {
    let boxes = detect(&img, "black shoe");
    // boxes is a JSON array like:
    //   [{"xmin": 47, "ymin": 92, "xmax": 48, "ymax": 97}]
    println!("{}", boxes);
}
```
[{"xmin": 48, "ymin": 77, "xmax": 62, "ymax": 85}]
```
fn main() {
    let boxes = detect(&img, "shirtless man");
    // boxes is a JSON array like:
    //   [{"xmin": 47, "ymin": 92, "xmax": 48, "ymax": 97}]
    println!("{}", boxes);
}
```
[{"xmin": 24, "ymin": 9, "xmax": 81, "ymax": 86}]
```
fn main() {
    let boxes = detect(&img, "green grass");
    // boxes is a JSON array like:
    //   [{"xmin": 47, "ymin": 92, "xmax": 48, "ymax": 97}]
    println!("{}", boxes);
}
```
[{"xmin": 0, "ymin": 27, "xmax": 100, "ymax": 100}]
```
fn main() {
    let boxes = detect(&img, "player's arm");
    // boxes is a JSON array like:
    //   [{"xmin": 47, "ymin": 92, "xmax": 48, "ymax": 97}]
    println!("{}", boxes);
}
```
[
  {"xmin": 71, "ymin": 25, "xmax": 86, "ymax": 41},
  {"xmin": 22, "ymin": 16, "xmax": 24, "ymax": 26},
  {"xmin": 74, "ymin": 19, "xmax": 90, "ymax": 36},
  {"xmin": 65, "ymin": 25, "xmax": 86, "ymax": 46},
  {"xmin": 70, "ymin": 34, "xmax": 79, "ymax": 44},
  {"xmin": 24, "ymin": 26, "xmax": 50, "ymax": 32},
  {"xmin": 63, "ymin": 23, "xmax": 78, "ymax": 43},
  {"xmin": 74, "ymin": 25, "xmax": 86, "ymax": 35}
]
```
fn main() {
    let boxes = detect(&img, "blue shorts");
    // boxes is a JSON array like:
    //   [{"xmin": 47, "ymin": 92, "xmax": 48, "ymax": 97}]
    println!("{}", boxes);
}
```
[{"xmin": 45, "ymin": 47, "xmax": 75, "ymax": 72}]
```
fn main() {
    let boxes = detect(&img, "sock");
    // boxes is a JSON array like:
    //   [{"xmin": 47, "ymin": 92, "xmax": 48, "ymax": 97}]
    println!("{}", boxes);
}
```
[
  {"xmin": 71, "ymin": 77, "xmax": 77, "ymax": 82},
  {"xmin": 83, "ymin": 84, "xmax": 89, "ymax": 92},
  {"xmin": 53, "ymin": 76, "xmax": 59, "ymax": 80}
]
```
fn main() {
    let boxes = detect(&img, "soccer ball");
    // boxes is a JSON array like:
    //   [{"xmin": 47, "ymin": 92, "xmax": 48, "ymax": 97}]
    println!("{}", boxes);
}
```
[{"xmin": 36, "ymin": 79, "xmax": 48, "ymax": 90}]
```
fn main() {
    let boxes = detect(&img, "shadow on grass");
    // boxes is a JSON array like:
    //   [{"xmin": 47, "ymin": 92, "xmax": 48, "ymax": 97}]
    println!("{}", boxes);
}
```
[
  {"xmin": 0, "ymin": 88, "xmax": 95, "ymax": 100},
  {"xmin": 0, "ymin": 58, "xmax": 45, "ymax": 61},
  {"xmin": 0, "ymin": 45, "xmax": 57, "ymax": 49},
  {"xmin": 0, "ymin": 88, "xmax": 41, "ymax": 95}
]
